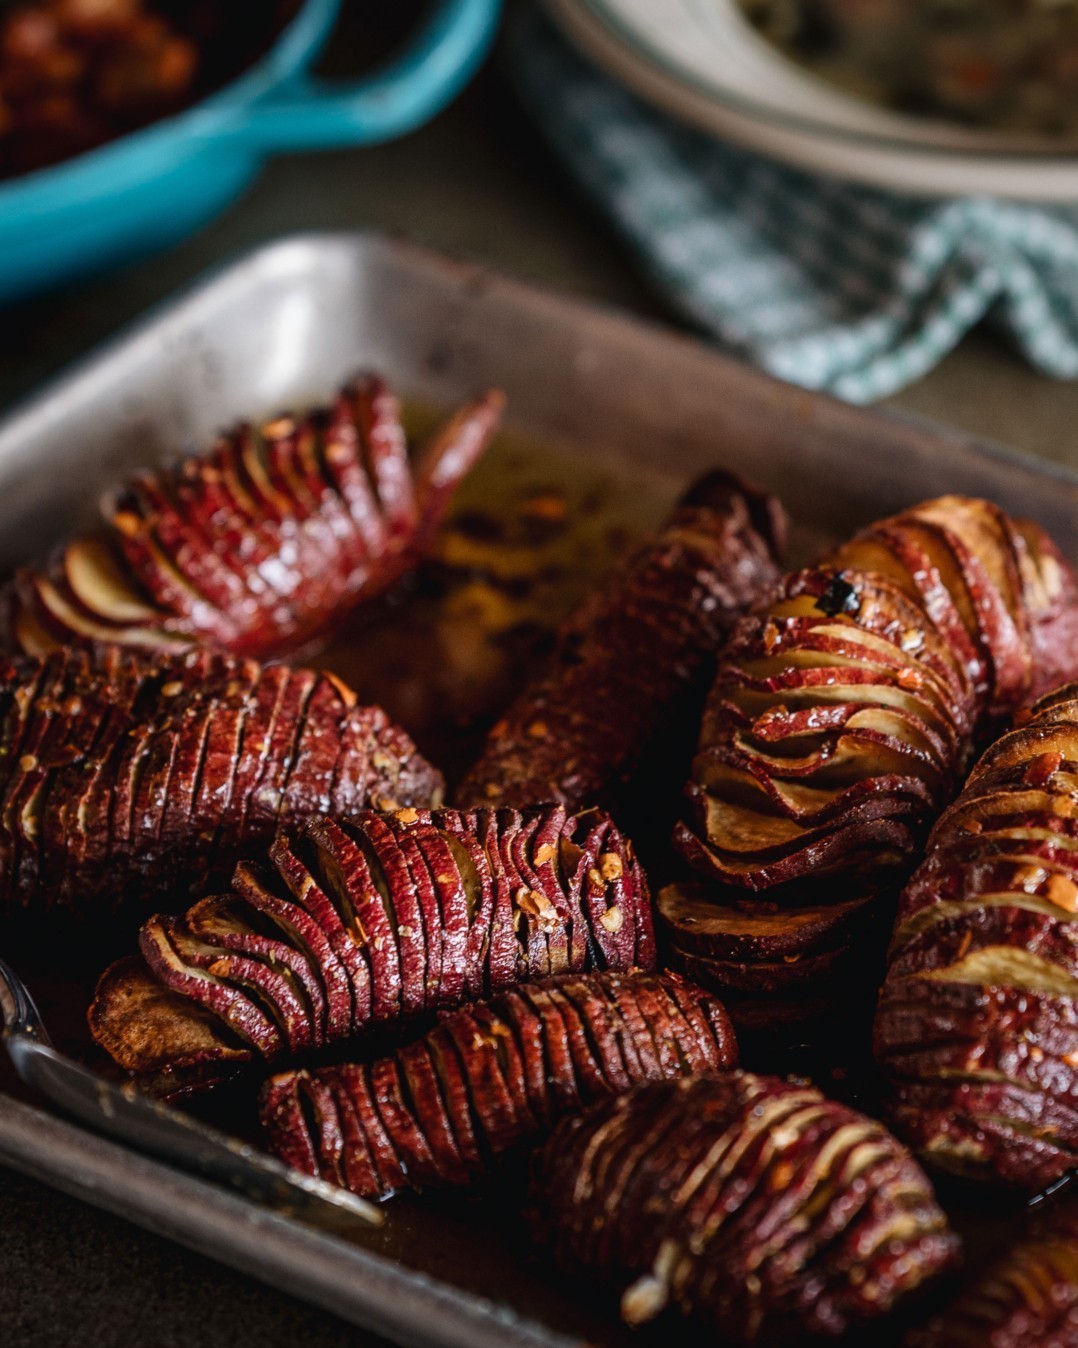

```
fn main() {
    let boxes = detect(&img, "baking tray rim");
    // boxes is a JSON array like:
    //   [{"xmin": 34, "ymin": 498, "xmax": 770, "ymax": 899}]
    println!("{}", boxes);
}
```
[
  {"xmin": 0, "ymin": 1092, "xmax": 578, "ymax": 1348},
  {"xmin": 2, "ymin": 228, "xmax": 1078, "ymax": 502}
]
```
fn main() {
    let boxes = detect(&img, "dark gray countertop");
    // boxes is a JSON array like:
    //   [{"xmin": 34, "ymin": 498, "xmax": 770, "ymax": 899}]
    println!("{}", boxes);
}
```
[
  {"xmin": 0, "ymin": 1166, "xmax": 371, "ymax": 1348},
  {"xmin": 2, "ymin": 4, "xmax": 1077, "ymax": 1345}
]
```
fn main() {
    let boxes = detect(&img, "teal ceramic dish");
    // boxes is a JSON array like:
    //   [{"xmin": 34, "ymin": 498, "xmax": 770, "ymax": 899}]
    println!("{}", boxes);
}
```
[{"xmin": 0, "ymin": 0, "xmax": 502, "ymax": 306}]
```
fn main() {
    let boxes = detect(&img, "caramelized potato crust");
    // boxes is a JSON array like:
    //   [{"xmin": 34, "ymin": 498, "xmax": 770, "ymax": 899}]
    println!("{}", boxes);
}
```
[
  {"xmin": 456, "ymin": 471, "xmax": 784, "ymax": 812},
  {"xmin": 261, "ymin": 969, "xmax": 736, "ymax": 1200},
  {"xmin": 0, "ymin": 377, "xmax": 503, "ymax": 662},
  {"xmin": 0, "ymin": 644, "xmax": 441, "ymax": 916},
  {"xmin": 530, "ymin": 1073, "xmax": 958, "ymax": 1343},
  {"xmin": 678, "ymin": 496, "xmax": 1078, "ymax": 893},
  {"xmin": 90, "ymin": 805, "xmax": 654, "ymax": 1096},
  {"xmin": 876, "ymin": 682, "xmax": 1078, "ymax": 1191}
]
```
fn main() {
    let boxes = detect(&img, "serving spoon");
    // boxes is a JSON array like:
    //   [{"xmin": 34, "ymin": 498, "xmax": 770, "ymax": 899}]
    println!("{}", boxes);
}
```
[{"xmin": 0, "ymin": 955, "xmax": 381, "ymax": 1228}]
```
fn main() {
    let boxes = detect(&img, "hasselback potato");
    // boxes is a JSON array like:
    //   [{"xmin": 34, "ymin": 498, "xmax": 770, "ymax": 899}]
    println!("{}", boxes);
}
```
[
  {"xmin": 0, "ymin": 376, "xmax": 504, "ymax": 661},
  {"xmin": 669, "ymin": 496, "xmax": 1078, "ymax": 1025},
  {"xmin": 90, "ymin": 805, "xmax": 654, "ymax": 1096},
  {"xmin": 875, "ymin": 681, "xmax": 1078, "ymax": 1192},
  {"xmin": 910, "ymin": 1198, "xmax": 1078, "ymax": 1347},
  {"xmin": 455, "ymin": 471, "xmax": 785, "ymax": 811},
  {"xmin": 677, "ymin": 496, "xmax": 1077, "ymax": 891},
  {"xmin": 0, "ymin": 645, "xmax": 440, "ymax": 916},
  {"xmin": 261, "ymin": 969, "xmax": 737, "ymax": 1200},
  {"xmin": 530, "ymin": 1074, "xmax": 958, "ymax": 1343},
  {"xmin": 657, "ymin": 881, "xmax": 878, "ymax": 1031}
]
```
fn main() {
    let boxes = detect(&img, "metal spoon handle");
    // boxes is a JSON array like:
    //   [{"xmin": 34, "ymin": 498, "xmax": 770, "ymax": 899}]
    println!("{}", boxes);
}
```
[
  {"xmin": 0, "ymin": 955, "xmax": 380, "ymax": 1226},
  {"xmin": 0, "ymin": 955, "xmax": 50, "ymax": 1043}
]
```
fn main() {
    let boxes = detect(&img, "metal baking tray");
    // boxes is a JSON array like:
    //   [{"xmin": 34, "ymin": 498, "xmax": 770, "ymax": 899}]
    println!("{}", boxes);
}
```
[{"xmin": 0, "ymin": 233, "xmax": 1075, "ymax": 1348}]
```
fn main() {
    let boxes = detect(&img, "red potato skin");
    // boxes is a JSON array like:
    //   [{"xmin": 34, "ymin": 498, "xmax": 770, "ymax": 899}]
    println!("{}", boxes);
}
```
[
  {"xmin": 88, "ymin": 805, "xmax": 655, "ymax": 1097},
  {"xmin": 0, "ymin": 376, "xmax": 504, "ymax": 663},
  {"xmin": 529, "ymin": 1073, "xmax": 958, "ymax": 1344},
  {"xmin": 909, "ymin": 1200, "xmax": 1078, "ymax": 1348},
  {"xmin": 455, "ymin": 471, "xmax": 785, "ymax": 812},
  {"xmin": 875, "ymin": 681, "xmax": 1078, "ymax": 1192},
  {"xmin": 1025, "ymin": 530, "xmax": 1078, "ymax": 702},
  {"xmin": 678, "ymin": 497, "xmax": 1078, "ymax": 895},
  {"xmin": 664, "ymin": 498, "xmax": 1078, "ymax": 1027},
  {"xmin": 260, "ymin": 970, "xmax": 738, "ymax": 1200},
  {"xmin": 0, "ymin": 645, "xmax": 442, "ymax": 918}
]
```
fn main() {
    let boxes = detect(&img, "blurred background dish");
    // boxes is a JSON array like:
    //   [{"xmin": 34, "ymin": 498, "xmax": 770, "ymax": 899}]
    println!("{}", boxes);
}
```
[
  {"xmin": 0, "ymin": 0, "xmax": 502, "ymax": 304},
  {"xmin": 540, "ymin": 0, "xmax": 1078, "ymax": 197},
  {"xmin": 740, "ymin": 0, "xmax": 1078, "ymax": 138},
  {"xmin": 0, "ymin": 1, "xmax": 301, "ymax": 181}
]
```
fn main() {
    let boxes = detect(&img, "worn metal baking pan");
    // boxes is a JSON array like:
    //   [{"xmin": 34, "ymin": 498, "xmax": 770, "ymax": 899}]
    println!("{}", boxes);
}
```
[{"xmin": 0, "ymin": 232, "xmax": 1075, "ymax": 1348}]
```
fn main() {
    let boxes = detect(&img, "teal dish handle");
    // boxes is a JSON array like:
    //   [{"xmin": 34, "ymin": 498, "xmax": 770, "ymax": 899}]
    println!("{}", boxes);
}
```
[
  {"xmin": 0, "ymin": 0, "xmax": 502, "ymax": 304},
  {"xmin": 239, "ymin": 0, "xmax": 503, "ymax": 150}
]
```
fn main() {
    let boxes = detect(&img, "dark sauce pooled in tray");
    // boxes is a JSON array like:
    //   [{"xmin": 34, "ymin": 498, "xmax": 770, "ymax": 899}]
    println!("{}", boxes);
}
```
[
  {"xmin": 325, "ymin": 420, "xmax": 655, "ymax": 789},
  {"xmin": 0, "ymin": 418, "xmax": 1047, "ymax": 1347}
]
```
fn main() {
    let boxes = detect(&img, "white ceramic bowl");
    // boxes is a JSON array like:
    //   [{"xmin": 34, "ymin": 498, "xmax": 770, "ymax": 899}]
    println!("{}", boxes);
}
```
[{"xmin": 542, "ymin": 0, "xmax": 1078, "ymax": 198}]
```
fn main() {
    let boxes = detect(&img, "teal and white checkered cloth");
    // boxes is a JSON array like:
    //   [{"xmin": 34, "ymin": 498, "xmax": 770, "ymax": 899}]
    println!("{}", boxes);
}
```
[{"xmin": 510, "ymin": 9, "xmax": 1078, "ymax": 402}]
